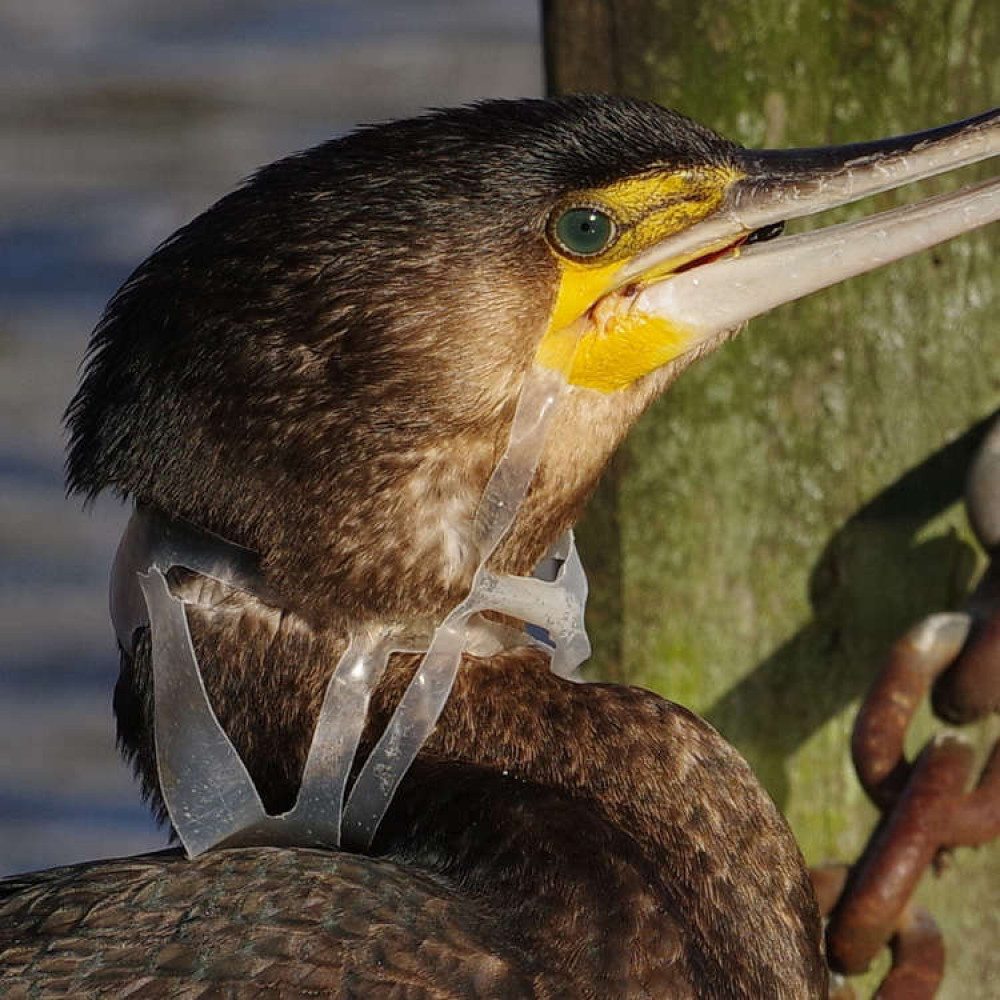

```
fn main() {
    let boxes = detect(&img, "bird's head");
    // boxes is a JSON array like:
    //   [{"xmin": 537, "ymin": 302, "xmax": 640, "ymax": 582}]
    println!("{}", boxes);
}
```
[
  {"xmin": 62, "ymin": 95, "xmax": 997, "ymax": 823},
  {"xmin": 63, "ymin": 97, "xmax": 750, "ymax": 634},
  {"xmin": 66, "ymin": 95, "xmax": 998, "ymax": 636}
]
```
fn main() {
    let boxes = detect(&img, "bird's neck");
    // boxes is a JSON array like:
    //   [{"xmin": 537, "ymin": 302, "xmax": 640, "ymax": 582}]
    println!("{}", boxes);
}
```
[
  {"xmin": 195, "ymin": 365, "xmax": 678, "ymax": 629},
  {"xmin": 116, "ymin": 361, "xmax": 691, "ymax": 830}
]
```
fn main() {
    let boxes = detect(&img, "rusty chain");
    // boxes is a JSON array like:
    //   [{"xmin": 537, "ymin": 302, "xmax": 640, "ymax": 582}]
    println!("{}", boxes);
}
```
[{"xmin": 812, "ymin": 415, "xmax": 1000, "ymax": 998}]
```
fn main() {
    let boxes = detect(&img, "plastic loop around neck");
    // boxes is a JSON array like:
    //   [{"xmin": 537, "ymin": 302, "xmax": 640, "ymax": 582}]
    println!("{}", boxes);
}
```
[
  {"xmin": 112, "ymin": 365, "xmax": 591, "ymax": 858},
  {"xmin": 340, "ymin": 365, "xmax": 582, "ymax": 849}
]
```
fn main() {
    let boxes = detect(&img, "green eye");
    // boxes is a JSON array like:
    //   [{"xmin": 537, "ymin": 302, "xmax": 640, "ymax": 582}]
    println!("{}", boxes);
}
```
[{"xmin": 551, "ymin": 207, "xmax": 617, "ymax": 257}]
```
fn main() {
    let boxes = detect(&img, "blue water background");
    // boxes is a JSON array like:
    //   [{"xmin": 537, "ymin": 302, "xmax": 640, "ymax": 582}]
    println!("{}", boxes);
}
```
[{"xmin": 0, "ymin": 0, "xmax": 542, "ymax": 877}]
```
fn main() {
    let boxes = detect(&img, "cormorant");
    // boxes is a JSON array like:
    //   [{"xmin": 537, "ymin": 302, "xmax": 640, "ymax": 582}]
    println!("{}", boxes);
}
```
[{"xmin": 1, "ymin": 96, "xmax": 997, "ymax": 998}]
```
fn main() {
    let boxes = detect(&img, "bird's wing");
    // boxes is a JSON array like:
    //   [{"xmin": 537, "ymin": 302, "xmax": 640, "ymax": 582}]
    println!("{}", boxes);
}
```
[{"xmin": 0, "ymin": 847, "xmax": 546, "ymax": 998}]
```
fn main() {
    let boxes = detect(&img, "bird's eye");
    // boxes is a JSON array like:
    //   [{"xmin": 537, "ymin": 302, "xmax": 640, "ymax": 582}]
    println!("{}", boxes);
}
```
[{"xmin": 551, "ymin": 207, "xmax": 618, "ymax": 258}]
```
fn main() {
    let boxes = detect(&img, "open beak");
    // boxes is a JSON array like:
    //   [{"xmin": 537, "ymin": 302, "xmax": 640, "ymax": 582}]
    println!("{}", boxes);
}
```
[{"xmin": 622, "ymin": 107, "xmax": 999, "ymax": 343}]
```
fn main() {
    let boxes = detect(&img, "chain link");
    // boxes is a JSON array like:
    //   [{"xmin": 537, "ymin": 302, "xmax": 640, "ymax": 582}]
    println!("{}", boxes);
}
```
[{"xmin": 814, "ymin": 415, "xmax": 1000, "ymax": 998}]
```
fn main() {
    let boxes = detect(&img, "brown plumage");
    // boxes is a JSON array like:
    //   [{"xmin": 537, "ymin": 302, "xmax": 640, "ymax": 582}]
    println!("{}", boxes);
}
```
[
  {"xmin": 1, "ymin": 650, "xmax": 824, "ymax": 996},
  {"xmin": 1, "ymin": 96, "xmax": 829, "ymax": 997}
]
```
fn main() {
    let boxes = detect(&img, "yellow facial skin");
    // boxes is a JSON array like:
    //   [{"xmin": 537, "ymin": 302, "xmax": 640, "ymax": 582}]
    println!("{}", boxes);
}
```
[{"xmin": 535, "ymin": 165, "xmax": 742, "ymax": 392}]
